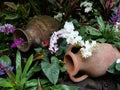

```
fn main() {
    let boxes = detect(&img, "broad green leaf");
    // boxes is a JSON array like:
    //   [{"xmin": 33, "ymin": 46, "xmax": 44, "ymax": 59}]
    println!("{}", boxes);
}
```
[
  {"xmin": 107, "ymin": 62, "xmax": 116, "ymax": 73},
  {"xmin": 60, "ymin": 64, "xmax": 66, "ymax": 72},
  {"xmin": 16, "ymin": 50, "xmax": 22, "ymax": 81},
  {"xmin": 79, "ymin": 27, "xmax": 86, "ymax": 36},
  {"xmin": 0, "ymin": 55, "xmax": 11, "ymax": 66},
  {"xmin": 71, "ymin": 19, "xmax": 81, "ymax": 28},
  {"xmin": 0, "ymin": 78, "xmax": 13, "ymax": 87},
  {"xmin": 86, "ymin": 26, "xmax": 98, "ymax": 31},
  {"xmin": 96, "ymin": 38, "xmax": 106, "ymax": 43},
  {"xmin": 86, "ymin": 26, "xmax": 102, "ymax": 36},
  {"xmin": 115, "ymin": 63, "xmax": 120, "ymax": 71},
  {"xmin": 21, "ymin": 54, "xmax": 33, "ymax": 78},
  {"xmin": 41, "ymin": 56, "xmax": 60, "ymax": 84},
  {"xmin": 90, "ymin": 30, "xmax": 102, "ymax": 36},
  {"xmin": 57, "ymin": 39, "xmax": 67, "ymax": 56}
]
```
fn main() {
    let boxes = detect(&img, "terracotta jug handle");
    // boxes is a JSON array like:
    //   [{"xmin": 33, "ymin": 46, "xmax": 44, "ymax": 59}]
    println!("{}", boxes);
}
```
[{"xmin": 69, "ymin": 74, "xmax": 88, "ymax": 82}]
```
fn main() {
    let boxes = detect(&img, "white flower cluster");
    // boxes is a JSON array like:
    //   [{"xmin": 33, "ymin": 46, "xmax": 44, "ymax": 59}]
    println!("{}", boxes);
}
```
[
  {"xmin": 60, "ymin": 22, "xmax": 84, "ymax": 46},
  {"xmin": 49, "ymin": 30, "xmax": 63, "ymax": 54},
  {"xmin": 80, "ymin": 40, "xmax": 98, "ymax": 58},
  {"xmin": 49, "ymin": 21, "xmax": 98, "ymax": 58},
  {"xmin": 80, "ymin": 1, "xmax": 93, "ymax": 13}
]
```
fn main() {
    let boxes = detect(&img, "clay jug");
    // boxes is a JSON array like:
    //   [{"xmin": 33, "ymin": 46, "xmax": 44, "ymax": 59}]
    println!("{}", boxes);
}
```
[
  {"xmin": 13, "ymin": 15, "xmax": 60, "ymax": 52},
  {"xmin": 64, "ymin": 43, "xmax": 120, "ymax": 82}
]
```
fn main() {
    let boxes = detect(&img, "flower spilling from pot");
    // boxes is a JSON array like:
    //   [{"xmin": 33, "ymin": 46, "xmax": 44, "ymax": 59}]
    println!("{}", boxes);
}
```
[
  {"xmin": 11, "ymin": 38, "xmax": 24, "ymax": 48},
  {"xmin": 49, "ymin": 21, "xmax": 98, "ymax": 58}
]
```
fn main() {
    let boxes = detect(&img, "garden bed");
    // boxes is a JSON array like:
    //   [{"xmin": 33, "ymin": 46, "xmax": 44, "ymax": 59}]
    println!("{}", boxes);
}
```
[{"xmin": 0, "ymin": 0, "xmax": 120, "ymax": 90}]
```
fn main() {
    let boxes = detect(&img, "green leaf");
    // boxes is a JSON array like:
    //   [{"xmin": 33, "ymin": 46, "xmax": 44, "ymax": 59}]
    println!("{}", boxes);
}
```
[
  {"xmin": 107, "ymin": 62, "xmax": 116, "ymax": 74},
  {"xmin": 99, "ymin": 0, "xmax": 105, "ymax": 7},
  {"xmin": 41, "ymin": 56, "xmax": 60, "ymax": 84},
  {"xmin": 4, "ymin": 2, "xmax": 18, "ymax": 10},
  {"xmin": 97, "ymin": 16, "xmax": 105, "ymax": 31},
  {"xmin": 25, "ymin": 79, "xmax": 37, "ymax": 88},
  {"xmin": 115, "ymin": 63, "xmax": 120, "ymax": 71},
  {"xmin": 15, "ymin": 50, "xmax": 22, "ymax": 82},
  {"xmin": 0, "ymin": 55, "xmax": 11, "ymax": 66},
  {"xmin": 107, "ymin": 61, "xmax": 120, "ymax": 75},
  {"xmin": 96, "ymin": 38, "xmax": 106, "ymax": 43},
  {"xmin": 26, "ymin": 61, "xmax": 41, "ymax": 79},
  {"xmin": 50, "ymin": 84, "xmax": 78, "ymax": 90},
  {"xmin": 117, "ymin": 84, "xmax": 120, "ymax": 90},
  {"xmin": 21, "ymin": 54, "xmax": 33, "ymax": 78},
  {"xmin": 34, "ymin": 48, "xmax": 42, "ymax": 53},
  {"xmin": 0, "ymin": 78, "xmax": 13, "ymax": 88},
  {"xmin": 86, "ymin": 26, "xmax": 102, "ymax": 36},
  {"xmin": 5, "ymin": 14, "xmax": 19, "ymax": 20},
  {"xmin": 48, "ymin": 0, "xmax": 55, "ymax": 5}
]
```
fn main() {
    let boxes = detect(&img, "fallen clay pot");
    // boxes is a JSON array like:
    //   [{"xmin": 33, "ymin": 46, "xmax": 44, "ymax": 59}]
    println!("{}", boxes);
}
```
[{"xmin": 64, "ymin": 43, "xmax": 120, "ymax": 82}]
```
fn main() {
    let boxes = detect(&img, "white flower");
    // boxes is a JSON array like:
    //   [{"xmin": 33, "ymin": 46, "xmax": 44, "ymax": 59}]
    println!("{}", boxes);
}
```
[
  {"xmin": 66, "ymin": 37, "xmax": 74, "ymax": 44},
  {"xmin": 64, "ymin": 21, "xmax": 75, "ymax": 31},
  {"xmin": 85, "ymin": 6, "xmax": 92, "ymax": 13},
  {"xmin": 116, "ymin": 58, "xmax": 120, "ymax": 63},
  {"xmin": 79, "ymin": 40, "xmax": 98, "ymax": 58},
  {"xmin": 72, "ymin": 36, "xmax": 84, "ymax": 46},
  {"xmin": 80, "ymin": 1, "xmax": 93, "ymax": 13},
  {"xmin": 80, "ymin": 48, "xmax": 92, "ymax": 58},
  {"xmin": 49, "ymin": 21, "xmax": 97, "ymax": 58},
  {"xmin": 90, "ymin": 41, "xmax": 98, "ymax": 51}
]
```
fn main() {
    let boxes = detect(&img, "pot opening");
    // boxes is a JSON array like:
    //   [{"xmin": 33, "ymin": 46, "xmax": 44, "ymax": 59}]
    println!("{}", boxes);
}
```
[
  {"xmin": 71, "ymin": 47, "xmax": 80, "ymax": 54},
  {"xmin": 65, "ymin": 55, "xmax": 74, "ymax": 74},
  {"xmin": 13, "ymin": 29, "xmax": 30, "ymax": 52}
]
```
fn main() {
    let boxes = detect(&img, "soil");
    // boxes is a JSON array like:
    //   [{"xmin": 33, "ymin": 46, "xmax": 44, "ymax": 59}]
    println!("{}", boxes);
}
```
[{"xmin": 60, "ymin": 73, "xmax": 119, "ymax": 90}]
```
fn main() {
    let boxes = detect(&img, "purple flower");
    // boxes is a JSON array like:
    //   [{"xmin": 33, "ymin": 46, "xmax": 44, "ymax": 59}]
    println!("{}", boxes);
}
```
[
  {"xmin": 0, "ymin": 24, "xmax": 15, "ymax": 35},
  {"xmin": 109, "ymin": 4, "xmax": 120, "ymax": 25},
  {"xmin": 4, "ymin": 24, "xmax": 15, "ymax": 34},
  {"xmin": 11, "ymin": 38, "xmax": 24, "ymax": 48},
  {"xmin": 0, "ymin": 61, "xmax": 14, "ymax": 75},
  {"xmin": 0, "ymin": 68, "xmax": 4, "ymax": 75},
  {"xmin": 0, "ymin": 26, "xmax": 5, "ymax": 32}
]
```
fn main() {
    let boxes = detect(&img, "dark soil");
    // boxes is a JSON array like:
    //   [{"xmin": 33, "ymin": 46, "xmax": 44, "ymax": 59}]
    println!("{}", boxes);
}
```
[{"xmin": 60, "ymin": 73, "xmax": 119, "ymax": 90}]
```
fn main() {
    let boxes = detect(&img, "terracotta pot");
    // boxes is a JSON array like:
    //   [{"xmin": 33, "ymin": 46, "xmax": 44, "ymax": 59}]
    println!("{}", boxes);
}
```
[
  {"xmin": 13, "ymin": 15, "xmax": 60, "ymax": 52},
  {"xmin": 64, "ymin": 43, "xmax": 120, "ymax": 82}
]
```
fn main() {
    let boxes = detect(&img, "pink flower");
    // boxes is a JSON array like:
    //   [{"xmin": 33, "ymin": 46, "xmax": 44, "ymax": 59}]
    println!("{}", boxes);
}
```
[{"xmin": 11, "ymin": 38, "xmax": 23, "ymax": 48}]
